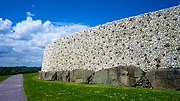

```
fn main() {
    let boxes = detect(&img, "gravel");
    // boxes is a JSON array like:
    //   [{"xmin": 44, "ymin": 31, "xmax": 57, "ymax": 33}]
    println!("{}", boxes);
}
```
[{"xmin": 0, "ymin": 74, "xmax": 27, "ymax": 101}]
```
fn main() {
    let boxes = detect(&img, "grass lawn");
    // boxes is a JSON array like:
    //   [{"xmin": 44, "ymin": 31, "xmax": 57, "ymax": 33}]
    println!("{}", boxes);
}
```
[
  {"xmin": 24, "ymin": 73, "xmax": 180, "ymax": 101},
  {"xmin": 0, "ymin": 75, "xmax": 12, "ymax": 82}
]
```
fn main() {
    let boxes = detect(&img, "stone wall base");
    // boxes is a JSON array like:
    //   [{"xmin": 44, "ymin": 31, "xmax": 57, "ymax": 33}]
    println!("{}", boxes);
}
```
[
  {"xmin": 146, "ymin": 68, "xmax": 180, "ymax": 90},
  {"xmin": 38, "ymin": 66, "xmax": 180, "ymax": 90}
]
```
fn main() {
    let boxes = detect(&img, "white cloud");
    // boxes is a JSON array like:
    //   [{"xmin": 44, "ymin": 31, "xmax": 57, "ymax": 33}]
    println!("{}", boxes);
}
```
[
  {"xmin": 0, "ymin": 18, "xmax": 13, "ymax": 34},
  {"xmin": 10, "ymin": 17, "xmax": 43, "ymax": 40},
  {"xmin": 27, "ymin": 11, "xmax": 35, "ymax": 17},
  {"xmin": 0, "ymin": 17, "xmax": 89, "ymax": 66}
]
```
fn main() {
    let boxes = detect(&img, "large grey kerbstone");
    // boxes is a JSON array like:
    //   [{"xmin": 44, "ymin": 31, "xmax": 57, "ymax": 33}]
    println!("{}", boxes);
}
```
[
  {"xmin": 57, "ymin": 71, "xmax": 70, "ymax": 82},
  {"xmin": 38, "ymin": 71, "xmax": 57, "ymax": 81},
  {"xmin": 90, "ymin": 66, "xmax": 144, "ymax": 86},
  {"xmin": 44, "ymin": 71, "xmax": 57, "ymax": 81},
  {"xmin": 146, "ymin": 68, "xmax": 180, "ymax": 90},
  {"xmin": 70, "ymin": 69, "xmax": 94, "ymax": 84},
  {"xmin": 90, "ymin": 68, "xmax": 118, "ymax": 86},
  {"xmin": 38, "ymin": 71, "xmax": 44, "ymax": 80}
]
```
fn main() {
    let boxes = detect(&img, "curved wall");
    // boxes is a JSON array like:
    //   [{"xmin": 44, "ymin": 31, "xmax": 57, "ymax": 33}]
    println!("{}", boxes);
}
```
[{"xmin": 41, "ymin": 5, "xmax": 179, "ymax": 72}]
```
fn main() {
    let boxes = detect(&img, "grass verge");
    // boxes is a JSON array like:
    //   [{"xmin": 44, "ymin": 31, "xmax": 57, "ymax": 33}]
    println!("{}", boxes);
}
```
[
  {"xmin": 24, "ymin": 73, "xmax": 180, "ymax": 101},
  {"xmin": 0, "ymin": 75, "xmax": 12, "ymax": 82}
]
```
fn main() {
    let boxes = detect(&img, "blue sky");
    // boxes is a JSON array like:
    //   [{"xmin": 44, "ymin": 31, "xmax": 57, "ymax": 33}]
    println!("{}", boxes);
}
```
[
  {"xmin": 0, "ymin": 0, "xmax": 179, "ymax": 67},
  {"xmin": 1, "ymin": 0, "xmax": 180, "ymax": 26}
]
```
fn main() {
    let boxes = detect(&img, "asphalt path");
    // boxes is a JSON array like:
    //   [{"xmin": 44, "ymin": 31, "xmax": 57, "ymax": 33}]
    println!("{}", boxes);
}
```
[{"xmin": 0, "ymin": 74, "xmax": 27, "ymax": 101}]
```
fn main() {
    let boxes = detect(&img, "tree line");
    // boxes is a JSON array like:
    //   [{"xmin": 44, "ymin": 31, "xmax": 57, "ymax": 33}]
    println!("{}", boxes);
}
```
[{"xmin": 0, "ymin": 66, "xmax": 41, "ymax": 76}]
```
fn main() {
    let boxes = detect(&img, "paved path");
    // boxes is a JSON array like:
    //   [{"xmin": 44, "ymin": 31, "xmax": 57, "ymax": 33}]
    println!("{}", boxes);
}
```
[{"xmin": 0, "ymin": 74, "xmax": 27, "ymax": 101}]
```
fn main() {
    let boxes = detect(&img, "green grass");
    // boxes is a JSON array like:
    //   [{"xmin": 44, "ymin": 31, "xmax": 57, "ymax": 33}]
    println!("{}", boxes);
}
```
[
  {"xmin": 24, "ymin": 73, "xmax": 180, "ymax": 101},
  {"xmin": 0, "ymin": 75, "xmax": 12, "ymax": 82}
]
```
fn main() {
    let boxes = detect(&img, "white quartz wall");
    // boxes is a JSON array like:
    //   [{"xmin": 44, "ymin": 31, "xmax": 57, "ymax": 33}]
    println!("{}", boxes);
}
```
[{"xmin": 42, "ymin": 5, "xmax": 180, "ymax": 72}]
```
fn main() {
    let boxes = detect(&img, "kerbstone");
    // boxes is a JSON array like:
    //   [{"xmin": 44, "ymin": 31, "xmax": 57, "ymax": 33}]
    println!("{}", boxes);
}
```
[
  {"xmin": 146, "ymin": 69, "xmax": 180, "ymax": 89},
  {"xmin": 57, "ymin": 71, "xmax": 70, "ymax": 82},
  {"xmin": 44, "ymin": 71, "xmax": 56, "ymax": 81},
  {"xmin": 70, "ymin": 69, "xmax": 94, "ymax": 84},
  {"xmin": 90, "ymin": 66, "xmax": 144, "ymax": 86}
]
